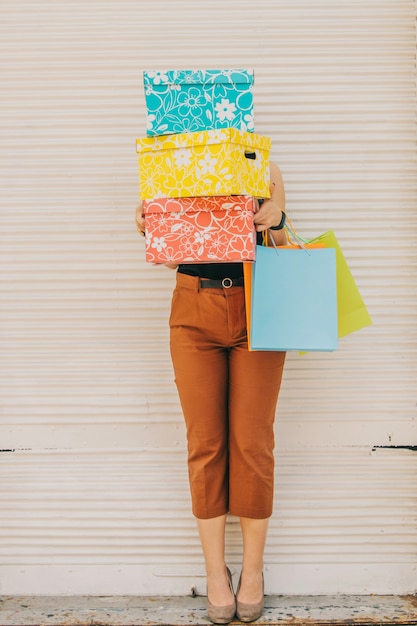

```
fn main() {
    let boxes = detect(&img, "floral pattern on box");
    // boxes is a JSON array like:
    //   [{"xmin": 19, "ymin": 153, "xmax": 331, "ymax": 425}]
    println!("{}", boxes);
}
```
[
  {"xmin": 143, "ymin": 196, "xmax": 256, "ymax": 264},
  {"xmin": 137, "ymin": 129, "xmax": 271, "ymax": 200},
  {"xmin": 144, "ymin": 69, "xmax": 254, "ymax": 136}
]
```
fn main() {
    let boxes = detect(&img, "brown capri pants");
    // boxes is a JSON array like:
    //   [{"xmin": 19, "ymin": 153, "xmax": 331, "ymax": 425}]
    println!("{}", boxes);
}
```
[{"xmin": 169, "ymin": 272, "xmax": 286, "ymax": 520}]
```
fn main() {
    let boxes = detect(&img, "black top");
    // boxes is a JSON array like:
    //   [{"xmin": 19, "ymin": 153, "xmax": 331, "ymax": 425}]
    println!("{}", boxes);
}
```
[
  {"xmin": 178, "ymin": 262, "xmax": 244, "ymax": 280},
  {"xmin": 177, "ymin": 232, "xmax": 264, "ymax": 280}
]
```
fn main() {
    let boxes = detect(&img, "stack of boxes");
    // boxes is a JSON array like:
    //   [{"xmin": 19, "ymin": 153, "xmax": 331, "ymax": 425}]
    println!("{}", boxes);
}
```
[{"xmin": 136, "ymin": 69, "xmax": 271, "ymax": 264}]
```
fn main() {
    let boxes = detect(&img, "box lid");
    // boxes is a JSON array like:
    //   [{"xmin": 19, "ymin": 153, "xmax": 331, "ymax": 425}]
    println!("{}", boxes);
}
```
[
  {"xmin": 143, "ymin": 68, "xmax": 254, "ymax": 86},
  {"xmin": 143, "ymin": 195, "xmax": 256, "ymax": 215},
  {"xmin": 136, "ymin": 129, "xmax": 271, "ymax": 154}
]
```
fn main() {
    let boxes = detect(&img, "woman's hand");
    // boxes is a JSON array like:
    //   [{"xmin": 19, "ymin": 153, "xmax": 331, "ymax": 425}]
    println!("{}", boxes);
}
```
[
  {"xmin": 253, "ymin": 185, "xmax": 282, "ymax": 232},
  {"xmin": 135, "ymin": 202, "xmax": 145, "ymax": 237},
  {"xmin": 253, "ymin": 162, "xmax": 287, "ymax": 246}
]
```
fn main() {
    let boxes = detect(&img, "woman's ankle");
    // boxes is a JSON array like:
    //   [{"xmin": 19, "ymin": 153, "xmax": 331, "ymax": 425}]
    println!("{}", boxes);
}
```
[
  {"xmin": 236, "ymin": 568, "xmax": 264, "ymax": 603},
  {"xmin": 206, "ymin": 567, "xmax": 235, "ymax": 606}
]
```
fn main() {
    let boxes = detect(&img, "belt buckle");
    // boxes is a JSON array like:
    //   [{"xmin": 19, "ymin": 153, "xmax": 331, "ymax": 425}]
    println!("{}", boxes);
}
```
[{"xmin": 222, "ymin": 277, "xmax": 233, "ymax": 289}]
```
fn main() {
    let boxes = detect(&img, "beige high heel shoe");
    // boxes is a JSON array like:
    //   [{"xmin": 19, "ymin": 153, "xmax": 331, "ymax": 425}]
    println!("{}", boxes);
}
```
[
  {"xmin": 236, "ymin": 572, "xmax": 264, "ymax": 623},
  {"xmin": 207, "ymin": 567, "xmax": 236, "ymax": 624}
]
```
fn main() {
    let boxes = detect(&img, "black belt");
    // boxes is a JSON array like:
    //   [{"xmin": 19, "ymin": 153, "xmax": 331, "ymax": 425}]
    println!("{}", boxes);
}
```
[{"xmin": 200, "ymin": 277, "xmax": 244, "ymax": 289}]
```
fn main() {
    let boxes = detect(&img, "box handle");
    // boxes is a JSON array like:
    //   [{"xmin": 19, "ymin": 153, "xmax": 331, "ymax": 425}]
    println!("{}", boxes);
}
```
[{"xmin": 244, "ymin": 150, "xmax": 257, "ymax": 160}]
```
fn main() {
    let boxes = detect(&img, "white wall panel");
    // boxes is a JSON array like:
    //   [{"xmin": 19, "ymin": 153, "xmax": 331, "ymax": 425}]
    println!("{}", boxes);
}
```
[{"xmin": 0, "ymin": 0, "xmax": 416, "ymax": 595}]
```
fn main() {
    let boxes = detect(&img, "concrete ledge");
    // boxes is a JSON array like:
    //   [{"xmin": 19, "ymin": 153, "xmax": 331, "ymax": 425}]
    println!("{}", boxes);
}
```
[{"xmin": 0, "ymin": 595, "xmax": 417, "ymax": 626}]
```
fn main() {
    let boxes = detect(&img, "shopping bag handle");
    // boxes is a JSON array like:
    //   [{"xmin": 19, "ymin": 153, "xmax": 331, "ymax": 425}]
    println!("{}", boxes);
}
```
[{"xmin": 263, "ymin": 225, "xmax": 311, "ymax": 256}]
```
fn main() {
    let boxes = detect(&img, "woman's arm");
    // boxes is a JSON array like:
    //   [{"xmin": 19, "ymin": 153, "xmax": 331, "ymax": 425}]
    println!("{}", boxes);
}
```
[{"xmin": 253, "ymin": 161, "xmax": 287, "ymax": 246}]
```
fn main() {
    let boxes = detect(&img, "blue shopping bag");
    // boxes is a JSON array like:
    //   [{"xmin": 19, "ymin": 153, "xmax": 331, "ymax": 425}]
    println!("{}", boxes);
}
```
[{"xmin": 248, "ymin": 244, "xmax": 338, "ymax": 351}]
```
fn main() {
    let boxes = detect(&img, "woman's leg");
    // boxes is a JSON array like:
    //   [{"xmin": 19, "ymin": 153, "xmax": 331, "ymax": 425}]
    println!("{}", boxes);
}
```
[
  {"xmin": 169, "ymin": 276, "xmax": 238, "ymax": 609},
  {"xmin": 238, "ymin": 517, "xmax": 269, "ymax": 603},
  {"xmin": 197, "ymin": 515, "xmax": 235, "ymax": 606},
  {"xmin": 227, "ymin": 328, "xmax": 285, "ymax": 604}
]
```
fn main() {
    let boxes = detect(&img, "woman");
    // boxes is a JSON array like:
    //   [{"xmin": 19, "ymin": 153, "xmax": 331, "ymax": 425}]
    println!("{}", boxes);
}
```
[{"xmin": 136, "ymin": 161, "xmax": 287, "ymax": 623}]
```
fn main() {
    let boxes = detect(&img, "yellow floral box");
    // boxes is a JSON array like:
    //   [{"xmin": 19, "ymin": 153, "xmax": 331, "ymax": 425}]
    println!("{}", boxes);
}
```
[{"xmin": 136, "ymin": 129, "xmax": 271, "ymax": 200}]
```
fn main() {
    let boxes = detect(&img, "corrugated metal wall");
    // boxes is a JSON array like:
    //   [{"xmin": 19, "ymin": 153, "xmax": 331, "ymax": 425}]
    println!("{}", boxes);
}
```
[{"xmin": 0, "ymin": 0, "xmax": 416, "ymax": 595}]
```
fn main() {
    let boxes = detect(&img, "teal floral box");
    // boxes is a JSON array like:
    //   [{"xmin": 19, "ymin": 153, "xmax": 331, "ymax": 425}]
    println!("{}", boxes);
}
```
[{"xmin": 143, "ymin": 68, "xmax": 254, "ymax": 136}]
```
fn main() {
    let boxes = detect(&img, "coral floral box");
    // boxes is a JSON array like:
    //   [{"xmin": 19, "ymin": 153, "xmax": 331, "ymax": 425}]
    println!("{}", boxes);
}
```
[
  {"xmin": 143, "ymin": 68, "xmax": 254, "ymax": 136},
  {"xmin": 136, "ymin": 128, "xmax": 271, "ymax": 200},
  {"xmin": 143, "ymin": 195, "xmax": 257, "ymax": 264}
]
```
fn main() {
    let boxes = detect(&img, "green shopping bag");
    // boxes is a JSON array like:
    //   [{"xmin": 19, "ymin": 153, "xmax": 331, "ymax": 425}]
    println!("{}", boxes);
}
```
[{"xmin": 308, "ymin": 231, "xmax": 372, "ymax": 338}]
